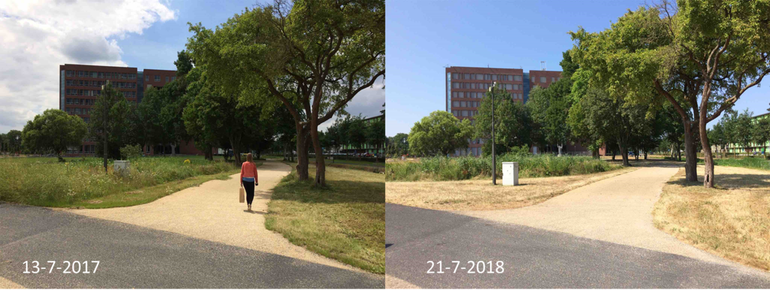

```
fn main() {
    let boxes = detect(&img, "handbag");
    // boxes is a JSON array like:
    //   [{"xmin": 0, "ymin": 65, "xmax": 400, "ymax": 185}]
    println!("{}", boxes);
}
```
[{"xmin": 239, "ymin": 187, "xmax": 245, "ymax": 203}]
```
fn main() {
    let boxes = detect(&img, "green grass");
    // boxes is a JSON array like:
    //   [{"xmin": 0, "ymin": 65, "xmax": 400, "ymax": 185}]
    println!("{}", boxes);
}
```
[
  {"xmin": 386, "ymin": 154, "xmax": 620, "ymax": 182},
  {"xmin": 0, "ymin": 156, "xmax": 240, "ymax": 207},
  {"xmin": 311, "ymin": 158, "xmax": 385, "ymax": 168},
  {"xmin": 704, "ymin": 157, "xmax": 770, "ymax": 171},
  {"xmin": 265, "ymin": 165, "xmax": 385, "ymax": 274}
]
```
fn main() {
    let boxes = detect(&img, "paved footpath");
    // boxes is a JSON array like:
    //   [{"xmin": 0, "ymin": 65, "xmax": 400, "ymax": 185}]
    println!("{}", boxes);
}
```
[
  {"xmin": 0, "ymin": 161, "xmax": 383, "ymax": 288},
  {"xmin": 386, "ymin": 163, "xmax": 770, "ymax": 288}
]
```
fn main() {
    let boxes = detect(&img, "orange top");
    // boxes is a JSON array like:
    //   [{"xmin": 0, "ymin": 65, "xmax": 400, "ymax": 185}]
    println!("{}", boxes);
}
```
[{"xmin": 240, "ymin": 161, "xmax": 258, "ymax": 182}]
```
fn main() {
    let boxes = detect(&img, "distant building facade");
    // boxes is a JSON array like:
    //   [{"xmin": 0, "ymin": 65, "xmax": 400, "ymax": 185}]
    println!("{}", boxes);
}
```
[
  {"xmin": 445, "ymin": 66, "xmax": 564, "ymax": 156},
  {"xmin": 59, "ymin": 63, "xmax": 206, "ymax": 156},
  {"xmin": 338, "ymin": 114, "xmax": 385, "ymax": 155}
]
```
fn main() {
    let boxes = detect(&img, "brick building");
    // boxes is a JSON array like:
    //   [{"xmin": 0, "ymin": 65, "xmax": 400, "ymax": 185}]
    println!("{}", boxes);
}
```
[
  {"xmin": 445, "ymin": 66, "xmax": 564, "ymax": 156},
  {"xmin": 59, "ymin": 64, "xmax": 207, "ymax": 156}
]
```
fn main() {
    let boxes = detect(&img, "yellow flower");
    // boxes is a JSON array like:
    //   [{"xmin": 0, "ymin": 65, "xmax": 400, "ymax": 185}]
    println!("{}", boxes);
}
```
[{"xmin": 184, "ymin": 159, "xmax": 191, "ymax": 164}]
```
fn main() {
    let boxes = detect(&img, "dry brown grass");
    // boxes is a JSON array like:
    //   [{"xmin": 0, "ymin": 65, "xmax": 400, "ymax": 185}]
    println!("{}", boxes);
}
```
[
  {"xmin": 386, "ymin": 167, "xmax": 636, "ymax": 211},
  {"xmin": 653, "ymin": 165, "xmax": 770, "ymax": 271}
]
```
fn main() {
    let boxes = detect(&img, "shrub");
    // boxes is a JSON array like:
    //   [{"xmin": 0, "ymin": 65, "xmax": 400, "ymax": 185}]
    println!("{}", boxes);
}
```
[
  {"xmin": 386, "ymin": 154, "xmax": 617, "ymax": 181},
  {"xmin": 120, "ymin": 145, "xmax": 143, "ymax": 160}
]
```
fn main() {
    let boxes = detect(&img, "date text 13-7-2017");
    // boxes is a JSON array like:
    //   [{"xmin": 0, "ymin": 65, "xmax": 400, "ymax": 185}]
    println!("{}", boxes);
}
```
[{"xmin": 23, "ymin": 261, "xmax": 100, "ymax": 274}]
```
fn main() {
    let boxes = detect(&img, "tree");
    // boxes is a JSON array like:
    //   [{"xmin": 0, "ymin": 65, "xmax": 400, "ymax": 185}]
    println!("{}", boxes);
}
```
[
  {"xmin": 174, "ymin": 50, "xmax": 194, "ymax": 77},
  {"xmin": 572, "ymin": 1, "xmax": 770, "ymax": 187},
  {"xmin": 528, "ymin": 79, "xmax": 572, "ymax": 156},
  {"xmin": 567, "ymin": 68, "xmax": 604, "ymax": 158},
  {"xmin": 182, "ymin": 67, "xmax": 218, "ymax": 161},
  {"xmin": 709, "ymin": 120, "xmax": 727, "ymax": 158},
  {"xmin": 21, "ymin": 109, "xmax": 86, "ymax": 162},
  {"xmin": 347, "ymin": 115, "xmax": 367, "ymax": 151},
  {"xmin": 182, "ymin": 66, "xmax": 273, "ymax": 165},
  {"xmin": 387, "ymin": 133, "xmax": 409, "ymax": 157},
  {"xmin": 733, "ymin": 109, "xmax": 755, "ymax": 154},
  {"xmin": 366, "ymin": 117, "xmax": 386, "ymax": 155},
  {"xmin": 187, "ymin": 0, "xmax": 385, "ymax": 186},
  {"xmin": 408, "ymin": 111, "xmax": 472, "ymax": 156},
  {"xmin": 6, "ymin": 130, "xmax": 22, "ymax": 153},
  {"xmin": 474, "ymin": 85, "xmax": 533, "ymax": 156},
  {"xmin": 580, "ymin": 88, "xmax": 649, "ymax": 166},
  {"xmin": 90, "ymin": 81, "xmax": 131, "ymax": 171},
  {"xmin": 753, "ymin": 117, "xmax": 770, "ymax": 156}
]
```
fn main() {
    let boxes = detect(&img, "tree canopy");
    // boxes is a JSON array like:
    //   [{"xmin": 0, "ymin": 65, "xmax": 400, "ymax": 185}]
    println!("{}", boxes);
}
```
[
  {"xmin": 21, "ymin": 109, "xmax": 87, "ymax": 162},
  {"xmin": 408, "ymin": 111, "xmax": 472, "ymax": 156},
  {"xmin": 187, "ymin": 0, "xmax": 385, "ymax": 185}
]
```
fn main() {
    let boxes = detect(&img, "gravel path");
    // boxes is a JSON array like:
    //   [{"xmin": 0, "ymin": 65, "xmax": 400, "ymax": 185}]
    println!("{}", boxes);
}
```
[
  {"xmin": 462, "ymin": 162, "xmax": 731, "ymax": 265},
  {"xmin": 67, "ymin": 161, "xmax": 363, "ymax": 272}
]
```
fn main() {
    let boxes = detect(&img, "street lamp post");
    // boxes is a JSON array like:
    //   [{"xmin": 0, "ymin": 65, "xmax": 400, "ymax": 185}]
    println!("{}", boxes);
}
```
[{"xmin": 489, "ymin": 82, "xmax": 497, "ymax": 185}]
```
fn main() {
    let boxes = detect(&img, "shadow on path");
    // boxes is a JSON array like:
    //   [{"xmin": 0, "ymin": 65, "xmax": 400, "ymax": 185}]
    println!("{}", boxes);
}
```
[
  {"xmin": 386, "ymin": 203, "xmax": 770, "ymax": 288},
  {"xmin": 0, "ymin": 203, "xmax": 383, "ymax": 288}
]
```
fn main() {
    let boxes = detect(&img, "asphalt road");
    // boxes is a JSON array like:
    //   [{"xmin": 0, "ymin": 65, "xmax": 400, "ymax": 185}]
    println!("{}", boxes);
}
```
[
  {"xmin": 0, "ymin": 203, "xmax": 383, "ymax": 288},
  {"xmin": 385, "ymin": 203, "xmax": 770, "ymax": 288}
]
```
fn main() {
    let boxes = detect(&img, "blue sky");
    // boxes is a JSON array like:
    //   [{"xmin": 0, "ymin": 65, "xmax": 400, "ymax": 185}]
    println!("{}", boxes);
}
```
[
  {"xmin": 385, "ymin": 0, "xmax": 769, "ymax": 136},
  {"xmin": 117, "ymin": 0, "xmax": 258, "ymax": 71}
]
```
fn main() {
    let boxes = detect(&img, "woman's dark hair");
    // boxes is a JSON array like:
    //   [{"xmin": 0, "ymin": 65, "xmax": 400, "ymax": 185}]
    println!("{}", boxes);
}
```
[{"xmin": 247, "ymin": 153, "xmax": 253, "ymax": 163}]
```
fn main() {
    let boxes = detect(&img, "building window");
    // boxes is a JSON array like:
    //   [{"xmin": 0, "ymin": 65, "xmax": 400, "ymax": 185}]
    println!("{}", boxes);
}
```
[
  {"xmin": 166, "ymin": 76, "xmax": 169, "ymax": 82},
  {"xmin": 540, "ymin": 76, "xmax": 546, "ymax": 83},
  {"xmin": 155, "ymin": 76, "xmax": 160, "ymax": 82},
  {"xmin": 464, "ymin": 73, "xmax": 470, "ymax": 79},
  {"xmin": 514, "ymin": 75, "xmax": 522, "ymax": 81},
  {"xmin": 172, "ymin": 76, "xmax": 176, "ymax": 81},
  {"xmin": 462, "ymin": 110, "xmax": 468, "ymax": 117},
  {"xmin": 453, "ymin": 101, "xmax": 459, "ymax": 107}
]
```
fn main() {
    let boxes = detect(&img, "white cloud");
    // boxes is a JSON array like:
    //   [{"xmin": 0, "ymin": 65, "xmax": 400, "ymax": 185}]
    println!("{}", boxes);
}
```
[
  {"xmin": 0, "ymin": 0, "xmax": 176, "ymax": 132},
  {"xmin": 318, "ymin": 76, "xmax": 386, "ymax": 132}
]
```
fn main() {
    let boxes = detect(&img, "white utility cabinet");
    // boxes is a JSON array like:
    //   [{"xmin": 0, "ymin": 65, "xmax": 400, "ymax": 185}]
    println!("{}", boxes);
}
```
[
  {"xmin": 502, "ymin": 162, "xmax": 519, "ymax": 186},
  {"xmin": 114, "ymin": 160, "xmax": 130, "ymax": 177}
]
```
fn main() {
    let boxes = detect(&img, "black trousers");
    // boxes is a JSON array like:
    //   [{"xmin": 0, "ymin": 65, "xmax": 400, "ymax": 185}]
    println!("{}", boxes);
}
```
[{"xmin": 242, "ymin": 180, "xmax": 255, "ymax": 205}]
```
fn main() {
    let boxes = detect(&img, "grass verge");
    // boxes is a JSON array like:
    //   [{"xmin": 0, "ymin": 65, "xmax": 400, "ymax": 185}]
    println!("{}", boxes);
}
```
[
  {"xmin": 0, "ymin": 156, "xmax": 241, "ymax": 207},
  {"xmin": 653, "ymin": 165, "xmax": 770, "ymax": 271},
  {"xmin": 387, "ymin": 154, "xmax": 619, "ymax": 182},
  {"xmin": 62, "ymin": 170, "xmax": 239, "ymax": 208},
  {"xmin": 706, "ymin": 157, "xmax": 770, "ymax": 171},
  {"xmin": 387, "ymin": 167, "xmax": 636, "ymax": 211},
  {"xmin": 265, "ymin": 165, "xmax": 385, "ymax": 274}
]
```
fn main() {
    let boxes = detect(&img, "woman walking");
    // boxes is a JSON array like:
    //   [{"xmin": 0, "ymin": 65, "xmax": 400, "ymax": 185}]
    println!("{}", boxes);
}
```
[{"xmin": 240, "ymin": 153, "xmax": 259, "ymax": 211}]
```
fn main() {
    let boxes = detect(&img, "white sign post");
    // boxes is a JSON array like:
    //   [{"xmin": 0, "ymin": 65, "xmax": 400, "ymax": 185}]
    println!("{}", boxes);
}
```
[{"xmin": 502, "ymin": 162, "xmax": 518, "ymax": 186}]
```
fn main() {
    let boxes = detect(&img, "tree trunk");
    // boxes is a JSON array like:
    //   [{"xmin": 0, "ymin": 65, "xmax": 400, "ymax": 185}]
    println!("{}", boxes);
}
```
[
  {"xmin": 295, "ymin": 130, "xmax": 309, "ymax": 181},
  {"xmin": 644, "ymin": 151, "xmax": 648, "ymax": 160},
  {"xmin": 309, "ymin": 120, "xmax": 326, "ymax": 186},
  {"xmin": 699, "ymin": 119, "xmax": 715, "ymax": 188},
  {"xmin": 683, "ymin": 124, "xmax": 698, "ymax": 182},
  {"xmin": 611, "ymin": 149, "xmax": 616, "ymax": 161},
  {"xmin": 619, "ymin": 142, "xmax": 630, "ymax": 166}
]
